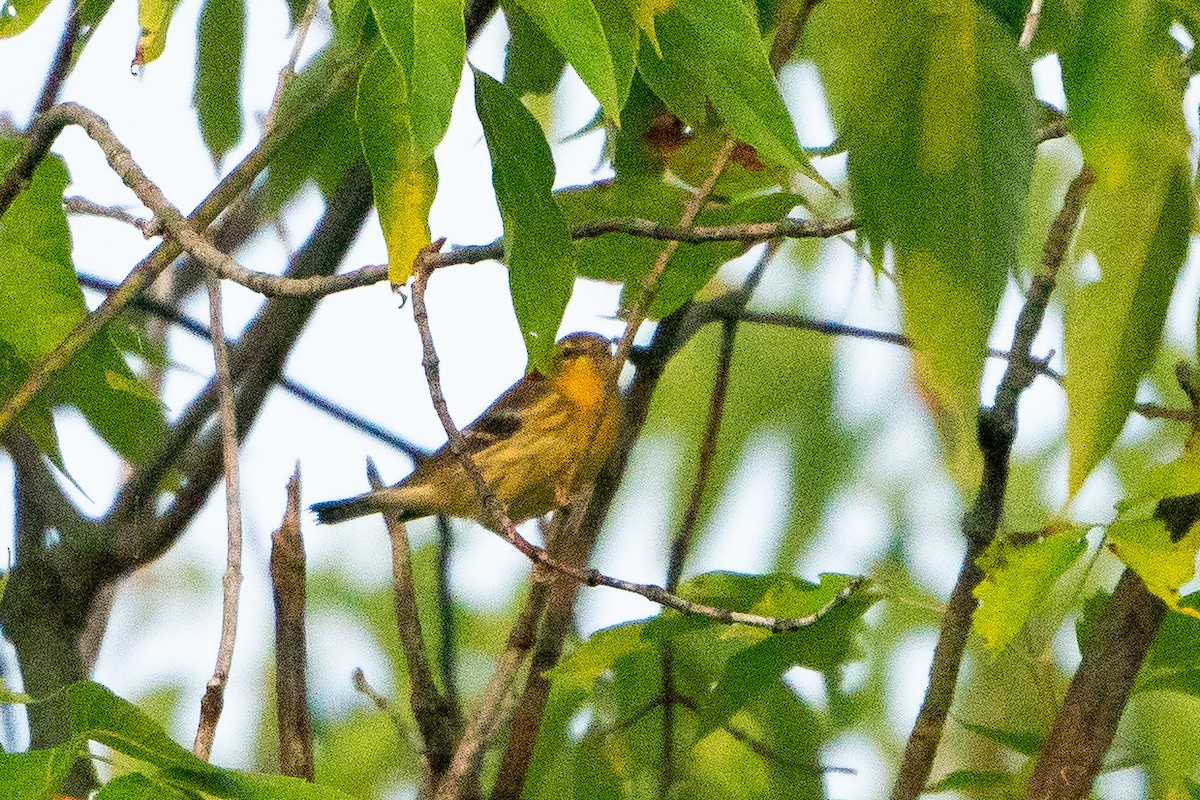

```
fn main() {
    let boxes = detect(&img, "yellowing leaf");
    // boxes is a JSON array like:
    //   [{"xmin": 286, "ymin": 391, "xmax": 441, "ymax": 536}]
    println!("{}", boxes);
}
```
[
  {"xmin": 973, "ymin": 525, "xmax": 1089, "ymax": 650},
  {"xmin": 623, "ymin": 0, "xmax": 675, "ymax": 55},
  {"xmin": 1107, "ymin": 516, "xmax": 1200, "ymax": 619},
  {"xmin": 356, "ymin": 48, "xmax": 436, "ymax": 284},
  {"xmin": 0, "ymin": 0, "xmax": 54, "ymax": 37},
  {"xmin": 134, "ymin": 0, "xmax": 182, "ymax": 65}
]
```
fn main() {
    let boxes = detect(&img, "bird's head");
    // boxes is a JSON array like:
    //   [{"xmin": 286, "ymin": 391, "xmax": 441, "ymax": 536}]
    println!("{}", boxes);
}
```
[{"xmin": 548, "ymin": 332, "xmax": 616, "ymax": 410}]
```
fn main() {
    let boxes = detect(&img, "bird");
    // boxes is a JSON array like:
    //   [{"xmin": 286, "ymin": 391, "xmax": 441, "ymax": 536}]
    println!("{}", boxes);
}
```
[{"xmin": 311, "ymin": 332, "xmax": 620, "ymax": 527}]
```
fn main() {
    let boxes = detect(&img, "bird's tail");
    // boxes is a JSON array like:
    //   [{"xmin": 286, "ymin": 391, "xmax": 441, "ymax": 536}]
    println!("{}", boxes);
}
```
[
  {"xmin": 311, "ymin": 484, "xmax": 437, "ymax": 524},
  {"xmin": 311, "ymin": 493, "xmax": 382, "ymax": 524}
]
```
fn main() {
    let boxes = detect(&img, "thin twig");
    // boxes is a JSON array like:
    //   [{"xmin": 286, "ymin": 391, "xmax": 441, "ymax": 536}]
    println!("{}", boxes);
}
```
[
  {"xmin": 888, "ymin": 167, "xmax": 1095, "ymax": 800},
  {"xmin": 368, "ymin": 460, "xmax": 460, "ymax": 777},
  {"xmin": 262, "ymin": 0, "xmax": 317, "ymax": 134},
  {"xmin": 63, "ymin": 195, "xmax": 151, "ymax": 232},
  {"xmin": 613, "ymin": 139, "xmax": 740, "ymax": 375},
  {"xmin": 435, "ymin": 513, "xmax": 459, "ymax": 712},
  {"xmin": 1019, "ymin": 0, "xmax": 1045, "ymax": 49},
  {"xmin": 270, "ymin": 467, "xmax": 314, "ymax": 781},
  {"xmin": 121, "ymin": 213, "xmax": 855, "ymax": 300},
  {"xmin": 658, "ymin": 242, "xmax": 779, "ymax": 798},
  {"xmin": 193, "ymin": 271, "xmax": 245, "ymax": 760},
  {"xmin": 659, "ymin": 316, "xmax": 738, "ymax": 799},
  {"xmin": 107, "ymin": 160, "xmax": 375, "ymax": 571},
  {"xmin": 32, "ymin": 0, "xmax": 82, "ymax": 116}
]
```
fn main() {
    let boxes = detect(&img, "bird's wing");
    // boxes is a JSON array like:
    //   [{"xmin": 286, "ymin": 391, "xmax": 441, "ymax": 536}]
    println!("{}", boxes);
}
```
[{"xmin": 459, "ymin": 370, "xmax": 549, "ymax": 455}]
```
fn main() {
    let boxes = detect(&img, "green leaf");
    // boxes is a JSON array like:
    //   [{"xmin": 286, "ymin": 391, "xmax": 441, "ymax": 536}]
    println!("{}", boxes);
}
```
[
  {"xmin": 59, "ymin": 333, "xmax": 166, "ymax": 464},
  {"xmin": 1065, "ymin": 164, "xmax": 1193, "ymax": 495},
  {"xmin": 1059, "ymin": 0, "xmax": 1190, "ymax": 188},
  {"xmin": 504, "ymin": 3, "xmax": 566, "ymax": 96},
  {"xmin": 57, "ymin": 683, "xmax": 355, "ymax": 800},
  {"xmin": 681, "ymin": 573, "xmax": 872, "ymax": 730},
  {"xmin": 194, "ymin": 0, "xmax": 246, "ymax": 162},
  {"xmin": 925, "ymin": 769, "xmax": 1017, "ymax": 793},
  {"xmin": 0, "ymin": 137, "xmax": 164, "ymax": 466},
  {"xmin": 0, "ymin": 746, "xmax": 79, "ymax": 800},
  {"xmin": 593, "ymin": 0, "xmax": 639, "ymax": 108},
  {"xmin": 369, "ymin": 0, "xmax": 466, "ymax": 157},
  {"xmin": 357, "ymin": 47, "xmax": 438, "ymax": 284},
  {"xmin": 96, "ymin": 773, "xmax": 190, "ymax": 800},
  {"xmin": 1143, "ymin": 595, "xmax": 1200, "ymax": 675},
  {"xmin": 212, "ymin": 772, "xmax": 360, "ymax": 799},
  {"xmin": 637, "ymin": 0, "xmax": 806, "ymax": 172},
  {"xmin": 1126, "ymin": 691, "xmax": 1200, "ymax": 799},
  {"xmin": 548, "ymin": 621, "xmax": 654, "ymax": 689},
  {"xmin": 807, "ymin": 1, "xmax": 1037, "ymax": 489},
  {"xmin": 330, "ymin": 0, "xmax": 369, "ymax": 58},
  {"xmin": 134, "ymin": 0, "xmax": 184, "ymax": 65},
  {"xmin": 0, "ymin": 0, "xmax": 53, "ymax": 37},
  {"xmin": 972, "ymin": 525, "xmax": 1089, "ymax": 650},
  {"xmin": 957, "ymin": 719, "xmax": 1043, "ymax": 756},
  {"xmin": 62, "ymin": 682, "xmax": 215, "ymax": 775},
  {"xmin": 263, "ymin": 48, "xmax": 363, "ymax": 212},
  {"xmin": 508, "ymin": 0, "xmax": 622, "ymax": 124},
  {"xmin": 473, "ymin": 68, "xmax": 575, "ymax": 370}
]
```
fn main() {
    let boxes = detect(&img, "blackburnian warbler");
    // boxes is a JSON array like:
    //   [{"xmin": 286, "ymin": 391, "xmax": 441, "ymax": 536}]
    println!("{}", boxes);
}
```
[{"xmin": 311, "ymin": 332, "xmax": 619, "ymax": 526}]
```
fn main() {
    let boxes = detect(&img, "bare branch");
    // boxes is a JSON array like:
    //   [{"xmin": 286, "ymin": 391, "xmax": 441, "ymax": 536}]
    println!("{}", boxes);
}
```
[
  {"xmin": 1027, "ymin": 570, "xmax": 1165, "ymax": 800},
  {"xmin": 193, "ymin": 270, "xmax": 245, "ymax": 760},
  {"xmin": 368, "ymin": 460, "xmax": 460, "ymax": 777},
  {"xmin": 32, "ymin": 0, "xmax": 82, "ymax": 116},
  {"xmin": 270, "ymin": 467, "xmax": 314, "ymax": 781},
  {"xmin": 262, "ymin": 0, "xmax": 317, "ymax": 134},
  {"xmin": 436, "ymin": 513, "xmax": 459, "ymax": 712},
  {"xmin": 142, "ymin": 213, "xmax": 856, "ymax": 300},
  {"xmin": 1019, "ymin": 0, "xmax": 1045, "ymax": 49},
  {"xmin": 63, "ymin": 195, "xmax": 151, "ymax": 233}
]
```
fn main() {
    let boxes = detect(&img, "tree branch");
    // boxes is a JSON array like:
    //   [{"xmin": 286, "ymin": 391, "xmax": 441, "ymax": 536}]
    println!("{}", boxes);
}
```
[
  {"xmin": 192, "ymin": 271, "xmax": 246, "ymax": 760},
  {"xmin": 114, "ymin": 213, "xmax": 856, "ymax": 300},
  {"xmin": 110, "ymin": 159, "xmax": 374, "ymax": 570},
  {"xmin": 32, "ymin": 0, "xmax": 82, "ymax": 117},
  {"xmin": 1026, "ymin": 570, "xmax": 1165, "ymax": 800},
  {"xmin": 433, "ymin": 573, "xmax": 552, "ymax": 800},
  {"xmin": 270, "ymin": 467, "xmax": 314, "ymax": 781},
  {"xmin": 368, "ymin": 460, "xmax": 460, "ymax": 778},
  {"xmin": 889, "ymin": 166, "xmax": 1095, "ymax": 800}
]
